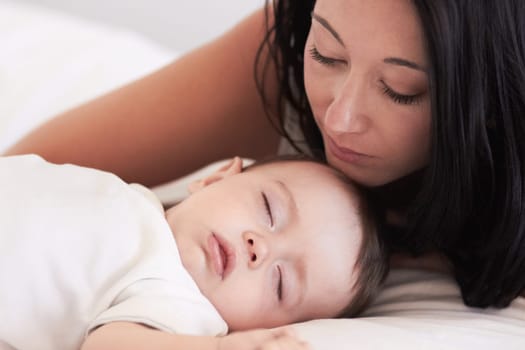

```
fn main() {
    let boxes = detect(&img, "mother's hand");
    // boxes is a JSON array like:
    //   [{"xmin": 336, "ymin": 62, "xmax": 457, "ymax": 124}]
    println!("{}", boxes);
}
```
[{"xmin": 218, "ymin": 327, "xmax": 310, "ymax": 350}]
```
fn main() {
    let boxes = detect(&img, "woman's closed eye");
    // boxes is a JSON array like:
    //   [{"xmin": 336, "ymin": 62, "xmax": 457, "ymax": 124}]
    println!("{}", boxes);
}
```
[
  {"xmin": 261, "ymin": 192, "xmax": 274, "ymax": 228},
  {"xmin": 309, "ymin": 46, "xmax": 344, "ymax": 67},
  {"xmin": 381, "ymin": 81, "xmax": 423, "ymax": 105},
  {"xmin": 309, "ymin": 44, "xmax": 424, "ymax": 106}
]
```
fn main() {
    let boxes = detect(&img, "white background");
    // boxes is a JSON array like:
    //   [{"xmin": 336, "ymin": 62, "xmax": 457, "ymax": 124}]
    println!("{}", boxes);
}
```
[{"xmin": 13, "ymin": 0, "xmax": 264, "ymax": 52}]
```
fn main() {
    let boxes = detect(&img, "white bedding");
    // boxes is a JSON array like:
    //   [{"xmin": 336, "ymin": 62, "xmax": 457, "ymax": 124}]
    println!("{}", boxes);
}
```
[{"xmin": 0, "ymin": 1, "xmax": 524, "ymax": 349}]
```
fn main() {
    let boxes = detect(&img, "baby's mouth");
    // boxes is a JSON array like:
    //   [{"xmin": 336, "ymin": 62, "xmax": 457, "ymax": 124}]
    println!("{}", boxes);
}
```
[{"xmin": 209, "ymin": 233, "xmax": 236, "ymax": 279}]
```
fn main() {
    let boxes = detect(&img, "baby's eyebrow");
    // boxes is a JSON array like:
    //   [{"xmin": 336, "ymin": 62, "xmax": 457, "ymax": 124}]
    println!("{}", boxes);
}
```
[
  {"xmin": 275, "ymin": 180, "xmax": 298, "ymax": 218},
  {"xmin": 294, "ymin": 258, "xmax": 307, "ymax": 309},
  {"xmin": 280, "ymin": 258, "xmax": 306, "ymax": 312},
  {"xmin": 274, "ymin": 179, "xmax": 307, "ymax": 309}
]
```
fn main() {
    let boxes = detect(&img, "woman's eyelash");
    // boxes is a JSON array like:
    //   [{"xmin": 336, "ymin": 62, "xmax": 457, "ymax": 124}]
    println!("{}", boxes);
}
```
[
  {"xmin": 309, "ymin": 46, "xmax": 337, "ymax": 66},
  {"xmin": 381, "ymin": 84, "xmax": 422, "ymax": 105},
  {"xmin": 309, "ymin": 46, "xmax": 422, "ymax": 105},
  {"xmin": 262, "ymin": 192, "xmax": 274, "ymax": 227},
  {"xmin": 276, "ymin": 265, "xmax": 283, "ymax": 301},
  {"xmin": 310, "ymin": 46, "xmax": 422, "ymax": 106}
]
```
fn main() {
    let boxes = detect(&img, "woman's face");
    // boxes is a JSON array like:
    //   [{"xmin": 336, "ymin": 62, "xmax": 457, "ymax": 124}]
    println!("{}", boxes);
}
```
[{"xmin": 304, "ymin": 0, "xmax": 431, "ymax": 187}]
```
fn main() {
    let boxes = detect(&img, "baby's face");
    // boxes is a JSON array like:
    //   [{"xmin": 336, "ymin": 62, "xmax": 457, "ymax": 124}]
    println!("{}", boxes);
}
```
[{"xmin": 166, "ymin": 160, "xmax": 362, "ymax": 330}]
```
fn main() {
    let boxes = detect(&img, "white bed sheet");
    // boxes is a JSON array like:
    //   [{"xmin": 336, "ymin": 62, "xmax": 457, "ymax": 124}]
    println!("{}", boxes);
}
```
[{"xmin": 0, "ymin": 1, "xmax": 523, "ymax": 349}]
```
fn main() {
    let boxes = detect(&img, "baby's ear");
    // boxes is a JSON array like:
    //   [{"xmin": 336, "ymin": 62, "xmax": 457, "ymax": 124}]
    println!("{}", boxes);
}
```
[{"xmin": 187, "ymin": 157, "xmax": 243, "ymax": 193}]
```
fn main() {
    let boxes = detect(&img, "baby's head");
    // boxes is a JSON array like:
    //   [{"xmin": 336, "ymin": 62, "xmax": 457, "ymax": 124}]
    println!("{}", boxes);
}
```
[{"xmin": 165, "ymin": 156, "xmax": 387, "ymax": 331}]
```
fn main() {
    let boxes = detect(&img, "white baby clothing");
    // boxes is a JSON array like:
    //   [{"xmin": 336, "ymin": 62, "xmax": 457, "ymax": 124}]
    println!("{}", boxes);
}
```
[{"xmin": 0, "ymin": 155, "xmax": 227, "ymax": 350}]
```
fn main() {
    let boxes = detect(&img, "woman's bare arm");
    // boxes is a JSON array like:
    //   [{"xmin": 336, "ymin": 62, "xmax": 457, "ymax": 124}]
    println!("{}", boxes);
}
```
[{"xmin": 4, "ymin": 7, "xmax": 281, "ymax": 187}]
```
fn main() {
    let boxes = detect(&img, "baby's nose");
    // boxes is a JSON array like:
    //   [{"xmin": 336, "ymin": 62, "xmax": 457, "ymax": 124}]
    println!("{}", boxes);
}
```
[{"xmin": 242, "ymin": 231, "xmax": 269, "ymax": 268}]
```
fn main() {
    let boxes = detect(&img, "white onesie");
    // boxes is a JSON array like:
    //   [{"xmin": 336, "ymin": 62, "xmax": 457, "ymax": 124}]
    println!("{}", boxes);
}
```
[{"xmin": 0, "ymin": 155, "xmax": 227, "ymax": 350}]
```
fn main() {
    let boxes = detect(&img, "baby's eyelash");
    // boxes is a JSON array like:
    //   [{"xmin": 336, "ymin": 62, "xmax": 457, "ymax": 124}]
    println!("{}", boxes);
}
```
[
  {"xmin": 262, "ymin": 192, "xmax": 273, "ymax": 227},
  {"xmin": 309, "ymin": 46, "xmax": 337, "ymax": 66},
  {"xmin": 381, "ymin": 84, "xmax": 423, "ymax": 105}
]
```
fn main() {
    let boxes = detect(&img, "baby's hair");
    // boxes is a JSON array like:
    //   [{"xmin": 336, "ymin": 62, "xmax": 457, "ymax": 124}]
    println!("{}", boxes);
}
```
[
  {"xmin": 244, "ymin": 155, "xmax": 389, "ymax": 317},
  {"xmin": 338, "ymin": 183, "xmax": 389, "ymax": 317}
]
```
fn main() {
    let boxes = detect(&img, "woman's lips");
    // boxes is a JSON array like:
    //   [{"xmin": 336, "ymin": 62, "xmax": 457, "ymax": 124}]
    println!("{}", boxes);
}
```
[
  {"xmin": 326, "ymin": 136, "xmax": 372, "ymax": 164},
  {"xmin": 208, "ymin": 233, "xmax": 236, "ymax": 280}
]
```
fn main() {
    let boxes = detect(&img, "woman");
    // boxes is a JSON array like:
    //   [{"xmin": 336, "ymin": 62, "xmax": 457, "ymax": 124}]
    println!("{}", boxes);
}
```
[{"xmin": 6, "ymin": 0, "xmax": 525, "ymax": 308}]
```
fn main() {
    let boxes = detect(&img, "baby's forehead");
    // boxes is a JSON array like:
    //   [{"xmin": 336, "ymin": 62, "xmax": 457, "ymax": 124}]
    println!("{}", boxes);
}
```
[
  {"xmin": 247, "ymin": 159, "xmax": 339, "ymax": 178},
  {"xmin": 249, "ymin": 160, "xmax": 357, "ymax": 192},
  {"xmin": 252, "ymin": 160, "xmax": 362, "ymax": 220}
]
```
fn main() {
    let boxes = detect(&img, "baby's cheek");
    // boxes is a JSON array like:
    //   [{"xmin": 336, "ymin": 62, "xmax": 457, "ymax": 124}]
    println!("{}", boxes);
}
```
[{"xmin": 207, "ymin": 283, "xmax": 246, "ymax": 327}]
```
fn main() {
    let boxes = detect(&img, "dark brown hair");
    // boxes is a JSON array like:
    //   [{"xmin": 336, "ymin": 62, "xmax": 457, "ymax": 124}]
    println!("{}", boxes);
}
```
[
  {"xmin": 340, "ymin": 184, "xmax": 389, "ymax": 317},
  {"xmin": 255, "ymin": 0, "xmax": 525, "ymax": 308}
]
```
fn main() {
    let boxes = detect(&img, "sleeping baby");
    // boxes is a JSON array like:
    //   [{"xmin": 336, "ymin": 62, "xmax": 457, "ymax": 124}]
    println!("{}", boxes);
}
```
[{"xmin": 0, "ymin": 154, "xmax": 387, "ymax": 350}]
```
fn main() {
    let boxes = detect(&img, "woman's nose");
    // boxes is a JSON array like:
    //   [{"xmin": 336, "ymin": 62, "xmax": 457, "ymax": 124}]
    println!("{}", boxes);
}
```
[
  {"xmin": 242, "ymin": 231, "xmax": 269, "ymax": 269},
  {"xmin": 324, "ymin": 76, "xmax": 369, "ymax": 135}
]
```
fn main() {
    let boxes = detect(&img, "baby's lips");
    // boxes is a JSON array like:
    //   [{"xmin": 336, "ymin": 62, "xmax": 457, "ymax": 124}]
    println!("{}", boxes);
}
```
[{"xmin": 214, "ymin": 233, "xmax": 237, "ymax": 279}]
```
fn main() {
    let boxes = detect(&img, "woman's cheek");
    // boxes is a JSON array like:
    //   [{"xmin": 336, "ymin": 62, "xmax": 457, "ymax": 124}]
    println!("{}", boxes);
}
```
[{"xmin": 304, "ymin": 63, "xmax": 329, "ymax": 123}]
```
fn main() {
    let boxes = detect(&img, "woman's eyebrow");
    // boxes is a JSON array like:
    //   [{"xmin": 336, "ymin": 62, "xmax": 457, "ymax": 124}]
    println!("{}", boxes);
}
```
[
  {"xmin": 311, "ymin": 12, "xmax": 426, "ymax": 73},
  {"xmin": 384, "ymin": 57, "xmax": 426, "ymax": 72},
  {"xmin": 311, "ymin": 12, "xmax": 345, "ymax": 47}
]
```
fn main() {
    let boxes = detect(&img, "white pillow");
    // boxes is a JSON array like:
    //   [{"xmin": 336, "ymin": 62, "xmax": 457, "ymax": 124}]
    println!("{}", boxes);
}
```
[{"xmin": 295, "ymin": 269, "xmax": 525, "ymax": 349}]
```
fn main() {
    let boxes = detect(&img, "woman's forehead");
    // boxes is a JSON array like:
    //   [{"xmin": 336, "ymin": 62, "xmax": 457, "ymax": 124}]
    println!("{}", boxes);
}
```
[{"xmin": 312, "ymin": 0, "xmax": 427, "ymax": 60}]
